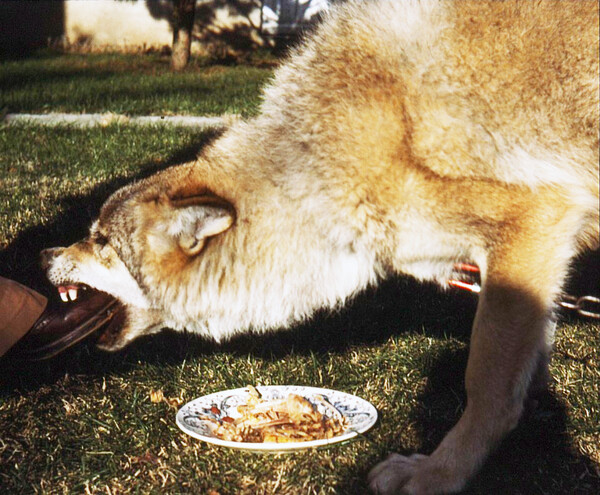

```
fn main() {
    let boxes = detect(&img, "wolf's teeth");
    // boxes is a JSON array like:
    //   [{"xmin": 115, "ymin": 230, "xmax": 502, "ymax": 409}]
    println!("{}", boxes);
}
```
[
  {"xmin": 59, "ymin": 290, "xmax": 69, "ymax": 303},
  {"xmin": 68, "ymin": 288, "xmax": 79, "ymax": 301}
]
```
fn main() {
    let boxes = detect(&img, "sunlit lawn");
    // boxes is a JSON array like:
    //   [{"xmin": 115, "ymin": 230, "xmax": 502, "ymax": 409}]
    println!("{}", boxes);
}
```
[{"xmin": 0, "ymin": 52, "xmax": 273, "ymax": 117}]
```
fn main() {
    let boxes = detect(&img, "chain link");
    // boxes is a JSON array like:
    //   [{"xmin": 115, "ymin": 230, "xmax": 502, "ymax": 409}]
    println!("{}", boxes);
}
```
[
  {"xmin": 448, "ymin": 264, "xmax": 600, "ymax": 319},
  {"xmin": 558, "ymin": 295, "xmax": 600, "ymax": 319}
]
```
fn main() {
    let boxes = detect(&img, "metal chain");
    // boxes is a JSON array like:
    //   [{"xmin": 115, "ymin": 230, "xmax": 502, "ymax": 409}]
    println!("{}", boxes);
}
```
[
  {"xmin": 558, "ymin": 295, "xmax": 600, "ymax": 319},
  {"xmin": 448, "ymin": 264, "xmax": 600, "ymax": 319}
]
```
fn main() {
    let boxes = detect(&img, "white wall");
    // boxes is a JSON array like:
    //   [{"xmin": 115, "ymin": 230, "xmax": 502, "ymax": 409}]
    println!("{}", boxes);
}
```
[{"xmin": 64, "ymin": 1, "xmax": 173, "ymax": 50}]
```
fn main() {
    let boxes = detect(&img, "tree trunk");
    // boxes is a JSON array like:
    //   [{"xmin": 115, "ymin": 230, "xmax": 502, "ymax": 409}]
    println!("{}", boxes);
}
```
[{"xmin": 171, "ymin": 0, "xmax": 196, "ymax": 71}]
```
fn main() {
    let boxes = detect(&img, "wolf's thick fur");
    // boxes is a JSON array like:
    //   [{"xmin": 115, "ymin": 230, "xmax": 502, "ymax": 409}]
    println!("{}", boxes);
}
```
[{"xmin": 42, "ymin": 1, "xmax": 598, "ymax": 493}]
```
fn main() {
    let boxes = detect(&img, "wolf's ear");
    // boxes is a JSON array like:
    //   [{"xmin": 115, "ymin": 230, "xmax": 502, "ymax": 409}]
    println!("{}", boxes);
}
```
[{"xmin": 169, "ymin": 195, "xmax": 235, "ymax": 256}]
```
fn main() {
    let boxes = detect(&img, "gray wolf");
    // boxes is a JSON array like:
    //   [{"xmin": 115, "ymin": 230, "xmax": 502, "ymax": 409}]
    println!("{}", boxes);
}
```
[{"xmin": 41, "ymin": 1, "xmax": 599, "ymax": 493}]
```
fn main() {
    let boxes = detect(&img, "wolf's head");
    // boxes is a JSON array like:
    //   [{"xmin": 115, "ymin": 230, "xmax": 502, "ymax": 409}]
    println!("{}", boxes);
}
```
[{"xmin": 41, "ymin": 169, "xmax": 236, "ymax": 351}]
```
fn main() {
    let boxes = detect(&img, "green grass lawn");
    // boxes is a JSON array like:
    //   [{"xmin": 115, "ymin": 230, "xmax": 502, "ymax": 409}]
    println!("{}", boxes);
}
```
[
  {"xmin": 0, "ymin": 52, "xmax": 273, "ymax": 117},
  {"xmin": 0, "ymin": 53, "xmax": 599, "ymax": 494}
]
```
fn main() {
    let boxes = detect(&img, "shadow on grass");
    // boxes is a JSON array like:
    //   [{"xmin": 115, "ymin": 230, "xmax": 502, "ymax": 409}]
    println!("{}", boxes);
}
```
[
  {"xmin": 411, "ymin": 350, "xmax": 598, "ymax": 495},
  {"xmin": 1, "ymin": 139, "xmax": 598, "ymax": 493},
  {"xmin": 343, "ymin": 347, "xmax": 600, "ymax": 495}
]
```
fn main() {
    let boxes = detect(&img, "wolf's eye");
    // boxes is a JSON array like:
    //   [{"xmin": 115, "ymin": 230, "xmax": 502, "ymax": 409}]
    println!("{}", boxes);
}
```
[{"xmin": 95, "ymin": 233, "xmax": 109, "ymax": 246}]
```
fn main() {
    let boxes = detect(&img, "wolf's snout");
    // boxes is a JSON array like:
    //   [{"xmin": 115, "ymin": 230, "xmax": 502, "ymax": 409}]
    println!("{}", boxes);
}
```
[{"xmin": 40, "ymin": 247, "xmax": 64, "ymax": 271}]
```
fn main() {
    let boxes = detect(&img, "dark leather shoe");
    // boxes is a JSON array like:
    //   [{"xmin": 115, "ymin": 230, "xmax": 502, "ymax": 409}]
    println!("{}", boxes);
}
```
[{"xmin": 15, "ymin": 290, "xmax": 120, "ymax": 361}]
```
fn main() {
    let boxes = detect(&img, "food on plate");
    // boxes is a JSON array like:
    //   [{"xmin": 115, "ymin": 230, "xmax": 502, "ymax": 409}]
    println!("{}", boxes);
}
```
[{"xmin": 198, "ymin": 385, "xmax": 348, "ymax": 443}]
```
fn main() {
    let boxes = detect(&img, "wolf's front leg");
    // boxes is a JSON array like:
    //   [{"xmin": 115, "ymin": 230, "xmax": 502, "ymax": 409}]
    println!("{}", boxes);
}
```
[{"xmin": 369, "ymin": 223, "xmax": 572, "ymax": 494}]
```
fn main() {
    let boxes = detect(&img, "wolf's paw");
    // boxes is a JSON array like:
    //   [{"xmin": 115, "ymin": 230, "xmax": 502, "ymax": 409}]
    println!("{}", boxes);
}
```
[
  {"xmin": 368, "ymin": 452, "xmax": 466, "ymax": 495},
  {"xmin": 368, "ymin": 453, "xmax": 428, "ymax": 495}
]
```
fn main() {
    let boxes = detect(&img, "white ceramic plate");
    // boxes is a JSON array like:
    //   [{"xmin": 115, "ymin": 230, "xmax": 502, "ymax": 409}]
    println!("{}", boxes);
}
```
[{"xmin": 176, "ymin": 385, "xmax": 378, "ymax": 452}]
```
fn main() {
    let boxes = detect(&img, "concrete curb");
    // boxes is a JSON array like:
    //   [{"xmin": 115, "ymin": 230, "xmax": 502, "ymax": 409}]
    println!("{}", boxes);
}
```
[{"xmin": 2, "ymin": 112, "xmax": 240, "ymax": 129}]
